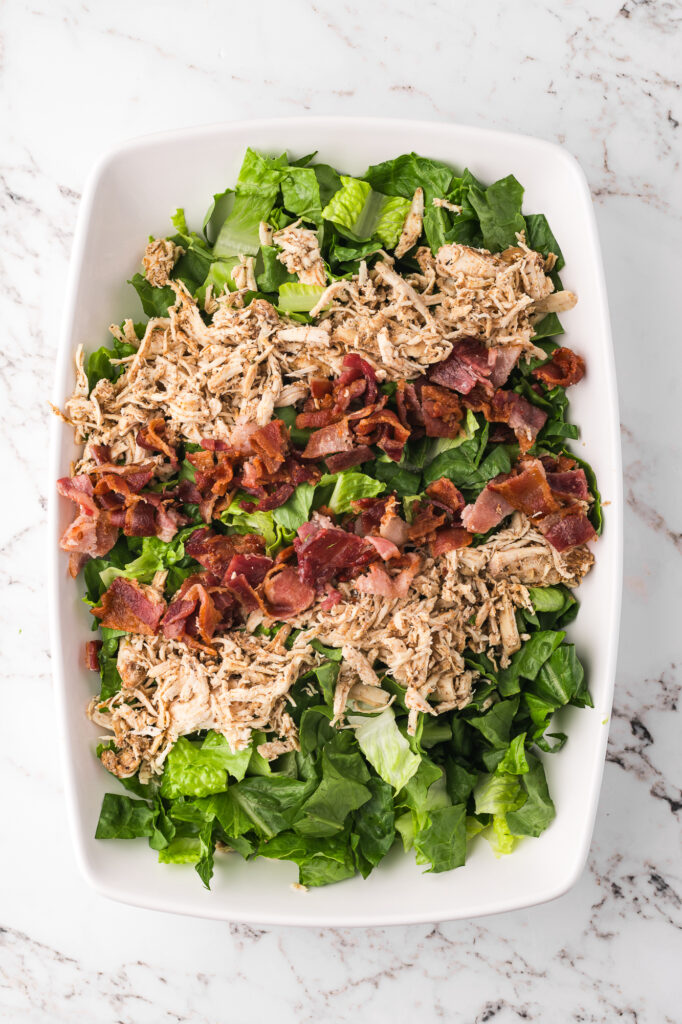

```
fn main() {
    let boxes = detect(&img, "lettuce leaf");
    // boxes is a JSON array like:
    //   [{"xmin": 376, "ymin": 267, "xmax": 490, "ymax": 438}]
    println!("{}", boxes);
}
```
[
  {"xmin": 348, "ymin": 707, "xmax": 421, "ymax": 792},
  {"xmin": 161, "ymin": 734, "xmax": 253, "ymax": 799},
  {"xmin": 129, "ymin": 272, "xmax": 175, "ymax": 318},
  {"xmin": 213, "ymin": 149, "xmax": 285, "ymax": 257},
  {"xmin": 465, "ymin": 174, "xmax": 526, "ymax": 252},
  {"xmin": 277, "ymin": 282, "xmax": 327, "ymax": 312},
  {"xmin": 326, "ymin": 471, "xmax": 385, "ymax": 514}
]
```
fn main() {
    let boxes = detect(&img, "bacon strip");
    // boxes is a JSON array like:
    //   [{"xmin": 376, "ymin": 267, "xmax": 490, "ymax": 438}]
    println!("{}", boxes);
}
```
[
  {"xmin": 533, "ymin": 347, "xmax": 586, "ymax": 388},
  {"xmin": 91, "ymin": 578, "xmax": 166, "ymax": 635}
]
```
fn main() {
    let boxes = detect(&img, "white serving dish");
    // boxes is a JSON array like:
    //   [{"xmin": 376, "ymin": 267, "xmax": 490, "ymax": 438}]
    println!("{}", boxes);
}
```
[{"xmin": 48, "ymin": 117, "xmax": 622, "ymax": 926}]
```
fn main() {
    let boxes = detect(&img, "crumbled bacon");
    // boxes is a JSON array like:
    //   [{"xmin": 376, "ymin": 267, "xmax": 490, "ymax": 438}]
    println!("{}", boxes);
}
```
[
  {"xmin": 295, "ymin": 515, "xmax": 374, "ymax": 588},
  {"xmin": 533, "ymin": 347, "xmax": 586, "ymax": 388},
  {"xmin": 325, "ymin": 446, "xmax": 374, "ymax": 473},
  {"xmin": 407, "ymin": 502, "xmax": 448, "ymax": 543},
  {"xmin": 91, "ymin": 578, "xmax": 166, "ymax": 635},
  {"xmin": 301, "ymin": 419, "xmax": 355, "ymax": 459},
  {"xmin": 136, "ymin": 418, "xmax": 178, "ymax": 467},
  {"xmin": 354, "ymin": 553, "xmax": 422, "ymax": 598},
  {"xmin": 420, "ymin": 384, "xmax": 465, "ymax": 438},
  {"xmin": 546, "ymin": 469, "xmax": 589, "ymax": 500},
  {"xmin": 262, "ymin": 566, "xmax": 316, "ymax": 618},
  {"xmin": 352, "ymin": 408, "xmax": 410, "ymax": 462},
  {"xmin": 59, "ymin": 509, "xmax": 120, "ymax": 561},
  {"xmin": 489, "ymin": 459, "xmax": 559, "ymax": 518},
  {"xmin": 461, "ymin": 487, "xmax": 514, "ymax": 534},
  {"xmin": 159, "ymin": 577, "xmax": 222, "ymax": 647},
  {"xmin": 430, "ymin": 526, "xmax": 473, "ymax": 557},
  {"xmin": 536, "ymin": 507, "xmax": 596, "ymax": 551},
  {"xmin": 427, "ymin": 337, "xmax": 493, "ymax": 395},
  {"xmin": 85, "ymin": 640, "xmax": 101, "ymax": 671},
  {"xmin": 425, "ymin": 477, "xmax": 465, "ymax": 513}
]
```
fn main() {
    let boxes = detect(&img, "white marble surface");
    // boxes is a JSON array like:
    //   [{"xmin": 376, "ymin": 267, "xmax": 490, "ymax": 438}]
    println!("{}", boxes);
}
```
[{"xmin": 1, "ymin": 0, "xmax": 681, "ymax": 1020}]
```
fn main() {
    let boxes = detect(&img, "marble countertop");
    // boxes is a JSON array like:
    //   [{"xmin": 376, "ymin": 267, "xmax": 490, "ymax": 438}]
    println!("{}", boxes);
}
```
[{"xmin": 1, "ymin": 0, "xmax": 680, "ymax": 1020}]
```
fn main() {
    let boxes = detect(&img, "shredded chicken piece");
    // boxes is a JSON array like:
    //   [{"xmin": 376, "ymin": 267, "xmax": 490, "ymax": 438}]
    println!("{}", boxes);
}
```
[
  {"xmin": 63, "ymin": 283, "xmax": 354, "ymax": 471},
  {"xmin": 433, "ymin": 197, "xmax": 462, "ymax": 213},
  {"xmin": 89, "ymin": 630, "xmax": 319, "ymax": 776},
  {"xmin": 394, "ymin": 187, "xmax": 424, "ymax": 259},
  {"xmin": 273, "ymin": 222, "xmax": 327, "ymax": 286},
  {"xmin": 231, "ymin": 255, "xmax": 257, "ymax": 291},
  {"xmin": 288, "ymin": 512, "xmax": 593, "ymax": 733},
  {"xmin": 409, "ymin": 233, "xmax": 568, "ymax": 355},
  {"xmin": 143, "ymin": 238, "xmax": 184, "ymax": 288}
]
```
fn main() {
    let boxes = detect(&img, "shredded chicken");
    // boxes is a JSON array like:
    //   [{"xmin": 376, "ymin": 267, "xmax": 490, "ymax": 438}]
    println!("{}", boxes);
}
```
[
  {"xmin": 394, "ymin": 187, "xmax": 424, "ymax": 259},
  {"xmin": 89, "ymin": 629, "xmax": 320, "ymax": 777},
  {"xmin": 143, "ymin": 238, "xmax": 184, "ymax": 288},
  {"xmin": 273, "ymin": 222, "xmax": 327, "ymax": 286},
  {"xmin": 410, "ymin": 233, "xmax": 574, "ymax": 355},
  {"xmin": 286, "ymin": 512, "xmax": 593, "ymax": 733}
]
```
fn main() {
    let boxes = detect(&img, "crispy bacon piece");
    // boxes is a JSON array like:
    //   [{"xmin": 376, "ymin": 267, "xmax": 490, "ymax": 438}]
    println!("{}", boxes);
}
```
[
  {"xmin": 250, "ymin": 420, "xmax": 290, "ymax": 474},
  {"xmin": 301, "ymin": 419, "xmax": 354, "ymax": 460},
  {"xmin": 123, "ymin": 500, "xmax": 157, "ymax": 537},
  {"xmin": 396, "ymin": 380, "xmax": 424, "ymax": 429},
  {"xmin": 185, "ymin": 529, "xmax": 265, "ymax": 582},
  {"xmin": 353, "ymin": 408, "xmax": 410, "ymax": 462},
  {"xmin": 546, "ymin": 469, "xmax": 589, "ymax": 501},
  {"xmin": 533, "ymin": 347, "xmax": 586, "ymax": 388},
  {"xmin": 407, "ymin": 502, "xmax": 448, "ymax": 543},
  {"xmin": 224, "ymin": 554, "xmax": 273, "ymax": 588},
  {"xmin": 89, "ymin": 444, "xmax": 112, "ymax": 465},
  {"xmin": 85, "ymin": 640, "xmax": 101, "ymax": 671},
  {"xmin": 489, "ymin": 459, "xmax": 559, "ymax": 518},
  {"xmin": 199, "ymin": 437, "xmax": 231, "ymax": 452},
  {"xmin": 365, "ymin": 535, "xmax": 401, "ymax": 561},
  {"xmin": 325, "ymin": 446, "xmax": 374, "ymax": 473},
  {"xmin": 488, "ymin": 345, "xmax": 522, "ymax": 388},
  {"xmin": 187, "ymin": 449, "xmax": 235, "ymax": 521},
  {"xmin": 428, "ymin": 338, "xmax": 493, "ymax": 395},
  {"xmin": 295, "ymin": 516, "xmax": 374, "ymax": 588},
  {"xmin": 425, "ymin": 478, "xmax": 465, "ymax": 513},
  {"xmin": 56, "ymin": 475, "xmax": 97, "ymax": 514},
  {"xmin": 91, "ymin": 578, "xmax": 166, "ymax": 635},
  {"xmin": 136, "ymin": 418, "xmax": 178, "ymax": 467},
  {"xmin": 87, "ymin": 462, "xmax": 155, "ymax": 492},
  {"xmin": 430, "ymin": 526, "xmax": 473, "ymax": 557},
  {"xmin": 263, "ymin": 566, "xmax": 316, "ymax": 618},
  {"xmin": 420, "ymin": 384, "xmax": 465, "ymax": 438},
  {"xmin": 537, "ymin": 507, "xmax": 597, "ymax": 551},
  {"xmin": 335, "ymin": 353, "xmax": 379, "ymax": 407},
  {"xmin": 161, "ymin": 575, "xmax": 224, "ymax": 646},
  {"xmin": 59, "ymin": 509, "xmax": 120, "ymax": 561},
  {"xmin": 491, "ymin": 391, "xmax": 547, "ymax": 453},
  {"xmin": 461, "ymin": 487, "xmax": 514, "ymax": 534},
  {"xmin": 354, "ymin": 553, "xmax": 421, "ymax": 598},
  {"xmin": 296, "ymin": 408, "xmax": 340, "ymax": 429}
]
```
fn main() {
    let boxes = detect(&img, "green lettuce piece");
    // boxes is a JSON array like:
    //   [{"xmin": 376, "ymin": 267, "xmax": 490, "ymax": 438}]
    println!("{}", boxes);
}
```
[
  {"xmin": 195, "ymin": 259, "xmax": 239, "ymax": 307},
  {"xmin": 374, "ymin": 195, "xmax": 411, "ymax": 248},
  {"xmin": 321, "ymin": 176, "xmax": 372, "ymax": 233},
  {"xmin": 505, "ymin": 756, "xmax": 556, "ymax": 837},
  {"xmin": 326, "ymin": 471, "xmax": 385, "ymax": 513},
  {"xmin": 158, "ymin": 836, "xmax": 202, "ymax": 864},
  {"xmin": 273, "ymin": 482, "xmax": 316, "ymax": 532},
  {"xmin": 497, "ymin": 630, "xmax": 565, "ymax": 696},
  {"xmin": 228, "ymin": 774, "xmax": 318, "ymax": 839},
  {"xmin": 473, "ymin": 768, "xmax": 526, "ymax": 818},
  {"xmin": 281, "ymin": 166, "xmax": 323, "ymax": 224},
  {"xmin": 86, "ymin": 337, "xmax": 138, "ymax": 391},
  {"xmin": 129, "ymin": 272, "xmax": 176, "ymax": 318},
  {"xmin": 348, "ymin": 707, "xmax": 421, "ymax": 792},
  {"xmin": 202, "ymin": 189, "xmax": 234, "ymax": 245},
  {"xmin": 99, "ymin": 526, "xmax": 202, "ymax": 589},
  {"xmin": 466, "ymin": 696, "xmax": 520, "ymax": 750},
  {"xmin": 524, "ymin": 213, "xmax": 565, "ymax": 270},
  {"xmin": 259, "ymin": 830, "xmax": 357, "ymax": 887},
  {"xmin": 97, "ymin": 626, "xmax": 126, "ymax": 700},
  {"xmin": 95, "ymin": 793, "xmax": 155, "ymax": 839},
  {"xmin": 352, "ymin": 776, "xmax": 396, "ymax": 877},
  {"xmin": 294, "ymin": 732, "xmax": 371, "ymax": 838},
  {"xmin": 161, "ymin": 733, "xmax": 253, "ymax": 799},
  {"xmin": 466, "ymin": 174, "xmax": 526, "ymax": 252},
  {"xmin": 221, "ymin": 494, "xmax": 293, "ymax": 555},
  {"xmin": 213, "ymin": 148, "xmax": 284, "ymax": 257},
  {"xmin": 413, "ymin": 803, "xmax": 467, "ymax": 873},
  {"xmin": 277, "ymin": 282, "xmax": 327, "ymax": 312},
  {"xmin": 256, "ymin": 245, "xmax": 296, "ymax": 293},
  {"xmin": 363, "ymin": 153, "xmax": 456, "ymax": 251},
  {"xmin": 496, "ymin": 733, "xmax": 530, "ymax": 775}
]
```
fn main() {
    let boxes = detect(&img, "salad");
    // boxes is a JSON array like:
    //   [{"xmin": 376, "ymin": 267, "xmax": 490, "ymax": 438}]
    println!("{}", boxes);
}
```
[{"xmin": 55, "ymin": 148, "xmax": 601, "ymax": 889}]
